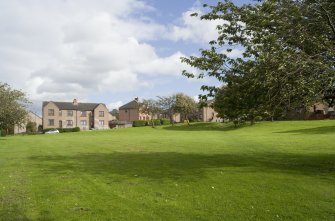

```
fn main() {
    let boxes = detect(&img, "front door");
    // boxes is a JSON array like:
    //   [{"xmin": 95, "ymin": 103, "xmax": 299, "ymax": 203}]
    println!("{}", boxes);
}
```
[{"xmin": 59, "ymin": 120, "xmax": 62, "ymax": 128}]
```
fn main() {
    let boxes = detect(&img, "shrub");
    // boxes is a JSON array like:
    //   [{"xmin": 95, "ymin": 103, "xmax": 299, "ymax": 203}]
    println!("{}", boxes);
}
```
[
  {"xmin": 72, "ymin": 127, "xmax": 80, "ymax": 132},
  {"xmin": 255, "ymin": 116, "xmax": 263, "ymax": 122},
  {"xmin": 152, "ymin": 119, "xmax": 161, "ymax": 126},
  {"xmin": 160, "ymin": 118, "xmax": 171, "ymax": 125},
  {"xmin": 0, "ymin": 130, "xmax": 6, "ymax": 137},
  {"xmin": 133, "ymin": 120, "xmax": 147, "ymax": 127},
  {"xmin": 26, "ymin": 121, "xmax": 37, "ymax": 133}
]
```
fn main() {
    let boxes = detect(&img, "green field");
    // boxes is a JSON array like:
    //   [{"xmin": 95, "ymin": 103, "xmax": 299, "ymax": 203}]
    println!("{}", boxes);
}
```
[{"xmin": 0, "ymin": 121, "xmax": 334, "ymax": 220}]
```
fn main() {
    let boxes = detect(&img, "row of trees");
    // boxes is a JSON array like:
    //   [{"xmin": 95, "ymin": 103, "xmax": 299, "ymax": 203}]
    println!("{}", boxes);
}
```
[
  {"xmin": 0, "ymin": 82, "xmax": 30, "ymax": 135},
  {"xmin": 182, "ymin": 0, "xmax": 335, "ymax": 123},
  {"xmin": 140, "ymin": 93, "xmax": 198, "ymax": 127}
]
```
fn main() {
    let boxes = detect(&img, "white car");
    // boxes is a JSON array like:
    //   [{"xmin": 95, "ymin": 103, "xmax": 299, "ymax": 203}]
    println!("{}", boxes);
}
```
[{"xmin": 45, "ymin": 129, "xmax": 59, "ymax": 134}]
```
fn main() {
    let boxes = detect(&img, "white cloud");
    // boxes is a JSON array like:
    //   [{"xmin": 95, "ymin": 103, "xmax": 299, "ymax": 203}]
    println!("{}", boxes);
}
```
[
  {"xmin": 0, "ymin": 0, "xmax": 223, "ymax": 107},
  {"xmin": 166, "ymin": 8, "xmax": 222, "ymax": 44},
  {"xmin": 0, "ymin": 0, "xmax": 190, "ymax": 103},
  {"xmin": 108, "ymin": 101, "xmax": 124, "ymax": 110}
]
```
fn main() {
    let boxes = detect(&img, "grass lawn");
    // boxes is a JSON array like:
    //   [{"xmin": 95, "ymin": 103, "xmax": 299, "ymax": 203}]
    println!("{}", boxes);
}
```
[{"xmin": 0, "ymin": 121, "xmax": 334, "ymax": 220}]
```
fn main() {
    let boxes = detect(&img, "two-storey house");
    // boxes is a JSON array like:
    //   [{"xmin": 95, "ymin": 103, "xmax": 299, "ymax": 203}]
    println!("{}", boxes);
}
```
[{"xmin": 42, "ymin": 99, "xmax": 110, "ymax": 130}]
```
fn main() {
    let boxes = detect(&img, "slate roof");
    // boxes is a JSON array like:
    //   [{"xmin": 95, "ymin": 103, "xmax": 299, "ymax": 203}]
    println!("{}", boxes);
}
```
[
  {"xmin": 43, "ymin": 101, "xmax": 104, "ymax": 111},
  {"xmin": 119, "ymin": 100, "xmax": 139, "ymax": 110}
]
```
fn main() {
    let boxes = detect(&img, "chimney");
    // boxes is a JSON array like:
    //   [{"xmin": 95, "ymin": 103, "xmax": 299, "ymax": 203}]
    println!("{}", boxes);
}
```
[
  {"xmin": 134, "ymin": 97, "xmax": 139, "ymax": 102},
  {"xmin": 73, "ymin": 99, "xmax": 78, "ymax": 106}
]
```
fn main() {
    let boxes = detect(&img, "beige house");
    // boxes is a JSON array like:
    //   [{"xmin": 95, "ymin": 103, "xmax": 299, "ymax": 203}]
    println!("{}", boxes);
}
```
[
  {"xmin": 14, "ymin": 111, "xmax": 42, "ymax": 134},
  {"xmin": 199, "ymin": 100, "xmax": 223, "ymax": 122},
  {"xmin": 119, "ymin": 98, "xmax": 151, "ymax": 122},
  {"xmin": 42, "ymin": 99, "xmax": 110, "ymax": 130}
]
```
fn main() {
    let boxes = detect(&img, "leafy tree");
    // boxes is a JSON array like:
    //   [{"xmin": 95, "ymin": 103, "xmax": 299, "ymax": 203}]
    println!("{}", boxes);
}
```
[
  {"xmin": 174, "ymin": 93, "xmax": 198, "ymax": 124},
  {"xmin": 0, "ymin": 83, "xmax": 30, "ymax": 135},
  {"xmin": 110, "ymin": 109, "xmax": 119, "ymax": 120},
  {"xmin": 26, "ymin": 121, "xmax": 37, "ymax": 133},
  {"xmin": 141, "ymin": 99, "xmax": 162, "ymax": 127},
  {"xmin": 157, "ymin": 95, "xmax": 177, "ymax": 125},
  {"xmin": 181, "ymin": 0, "xmax": 335, "ymax": 120}
]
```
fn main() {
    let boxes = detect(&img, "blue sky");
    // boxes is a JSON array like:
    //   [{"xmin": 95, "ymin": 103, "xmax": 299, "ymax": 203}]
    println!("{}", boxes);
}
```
[{"xmin": 0, "ymin": 0, "xmax": 250, "ymax": 114}]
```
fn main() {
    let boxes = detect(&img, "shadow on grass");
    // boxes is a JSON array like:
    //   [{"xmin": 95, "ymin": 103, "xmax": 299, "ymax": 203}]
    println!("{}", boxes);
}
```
[
  {"xmin": 277, "ymin": 126, "xmax": 335, "ymax": 134},
  {"xmin": 29, "ymin": 151, "xmax": 335, "ymax": 181},
  {"xmin": 163, "ymin": 122, "xmax": 246, "ymax": 131},
  {"xmin": 0, "ymin": 204, "xmax": 32, "ymax": 221}
]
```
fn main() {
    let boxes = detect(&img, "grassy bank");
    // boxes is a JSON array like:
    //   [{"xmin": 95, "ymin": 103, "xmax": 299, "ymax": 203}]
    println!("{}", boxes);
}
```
[{"xmin": 0, "ymin": 121, "xmax": 334, "ymax": 220}]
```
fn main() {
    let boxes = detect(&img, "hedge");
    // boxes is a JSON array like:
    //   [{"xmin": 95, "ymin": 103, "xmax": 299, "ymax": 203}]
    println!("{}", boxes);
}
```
[
  {"xmin": 160, "ymin": 118, "xmax": 171, "ymax": 125},
  {"xmin": 133, "ymin": 120, "xmax": 147, "ymax": 127}
]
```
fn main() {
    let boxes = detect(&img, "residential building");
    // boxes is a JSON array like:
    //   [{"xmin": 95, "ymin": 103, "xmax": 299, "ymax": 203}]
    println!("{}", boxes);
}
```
[
  {"xmin": 199, "ymin": 100, "xmax": 223, "ymax": 122},
  {"xmin": 119, "ymin": 97, "xmax": 151, "ymax": 122},
  {"xmin": 14, "ymin": 111, "xmax": 42, "ymax": 134},
  {"xmin": 42, "ymin": 99, "xmax": 110, "ymax": 130}
]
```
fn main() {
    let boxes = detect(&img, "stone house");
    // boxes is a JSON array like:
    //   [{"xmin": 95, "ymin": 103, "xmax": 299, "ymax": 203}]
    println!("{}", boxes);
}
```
[
  {"xmin": 14, "ymin": 111, "xmax": 42, "ymax": 134},
  {"xmin": 199, "ymin": 100, "xmax": 223, "ymax": 122},
  {"xmin": 42, "ymin": 99, "xmax": 110, "ymax": 130},
  {"xmin": 118, "ymin": 98, "xmax": 151, "ymax": 122}
]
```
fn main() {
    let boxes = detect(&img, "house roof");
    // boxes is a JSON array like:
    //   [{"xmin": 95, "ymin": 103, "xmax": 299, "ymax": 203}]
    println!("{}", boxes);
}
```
[
  {"xmin": 119, "ymin": 100, "xmax": 139, "ymax": 110},
  {"xmin": 43, "ymin": 101, "xmax": 104, "ymax": 111}
]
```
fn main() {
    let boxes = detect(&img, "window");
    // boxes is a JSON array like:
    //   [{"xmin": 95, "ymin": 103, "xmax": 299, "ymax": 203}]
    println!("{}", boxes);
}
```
[
  {"xmin": 48, "ymin": 109, "xmax": 54, "ymax": 116},
  {"xmin": 48, "ymin": 119, "xmax": 54, "ymax": 126},
  {"xmin": 81, "ymin": 111, "xmax": 87, "ymax": 117},
  {"xmin": 67, "ymin": 110, "xmax": 73, "ymax": 116},
  {"xmin": 99, "ymin": 111, "xmax": 104, "ymax": 117},
  {"xmin": 80, "ymin": 120, "xmax": 87, "ymax": 126},
  {"xmin": 59, "ymin": 110, "xmax": 62, "ymax": 116},
  {"xmin": 99, "ymin": 120, "xmax": 104, "ymax": 126},
  {"xmin": 67, "ymin": 120, "xmax": 73, "ymax": 126}
]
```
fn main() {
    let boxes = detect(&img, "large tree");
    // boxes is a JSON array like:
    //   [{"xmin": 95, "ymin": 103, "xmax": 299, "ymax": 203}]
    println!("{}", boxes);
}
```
[
  {"xmin": 0, "ymin": 83, "xmax": 30, "ymax": 135},
  {"xmin": 157, "ymin": 94, "xmax": 177, "ymax": 125},
  {"xmin": 182, "ymin": 0, "xmax": 335, "ymax": 120},
  {"xmin": 174, "ymin": 93, "xmax": 198, "ymax": 124},
  {"xmin": 140, "ymin": 99, "xmax": 162, "ymax": 127}
]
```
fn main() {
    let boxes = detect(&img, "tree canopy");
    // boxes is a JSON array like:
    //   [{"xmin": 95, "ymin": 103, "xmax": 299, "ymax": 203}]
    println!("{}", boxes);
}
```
[
  {"xmin": 174, "ymin": 93, "xmax": 198, "ymax": 122},
  {"xmin": 0, "ymin": 83, "xmax": 30, "ymax": 134},
  {"xmin": 182, "ymin": 0, "xmax": 335, "ymax": 121}
]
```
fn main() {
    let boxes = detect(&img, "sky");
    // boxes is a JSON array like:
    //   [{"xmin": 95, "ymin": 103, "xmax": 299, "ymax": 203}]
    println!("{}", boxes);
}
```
[{"xmin": 0, "ymin": 0, "xmax": 249, "ymax": 114}]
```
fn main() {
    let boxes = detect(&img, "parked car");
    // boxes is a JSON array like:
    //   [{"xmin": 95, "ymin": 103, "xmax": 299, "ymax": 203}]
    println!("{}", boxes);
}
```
[{"xmin": 45, "ymin": 129, "xmax": 59, "ymax": 134}]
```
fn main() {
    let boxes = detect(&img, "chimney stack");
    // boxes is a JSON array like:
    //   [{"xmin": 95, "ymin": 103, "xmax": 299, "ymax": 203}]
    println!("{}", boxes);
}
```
[
  {"xmin": 134, "ymin": 97, "xmax": 139, "ymax": 102},
  {"xmin": 73, "ymin": 99, "xmax": 78, "ymax": 106}
]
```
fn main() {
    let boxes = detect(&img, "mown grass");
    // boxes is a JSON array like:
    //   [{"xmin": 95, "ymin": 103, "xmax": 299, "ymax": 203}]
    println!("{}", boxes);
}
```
[{"xmin": 0, "ymin": 121, "xmax": 334, "ymax": 220}]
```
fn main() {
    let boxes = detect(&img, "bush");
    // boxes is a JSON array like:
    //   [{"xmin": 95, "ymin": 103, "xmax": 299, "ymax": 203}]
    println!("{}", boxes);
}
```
[
  {"xmin": 160, "ymin": 118, "xmax": 171, "ymax": 125},
  {"xmin": 152, "ymin": 119, "xmax": 161, "ymax": 126},
  {"xmin": 133, "ymin": 120, "xmax": 147, "ymax": 127},
  {"xmin": 26, "ymin": 121, "xmax": 37, "ymax": 133},
  {"xmin": 72, "ymin": 127, "xmax": 80, "ymax": 132},
  {"xmin": 0, "ymin": 130, "xmax": 6, "ymax": 137},
  {"xmin": 255, "ymin": 116, "xmax": 263, "ymax": 122}
]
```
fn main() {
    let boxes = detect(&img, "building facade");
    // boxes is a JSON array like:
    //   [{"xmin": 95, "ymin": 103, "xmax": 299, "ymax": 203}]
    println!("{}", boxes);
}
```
[
  {"xmin": 42, "ymin": 99, "xmax": 110, "ymax": 130},
  {"xmin": 118, "ymin": 98, "xmax": 151, "ymax": 122},
  {"xmin": 199, "ymin": 101, "xmax": 223, "ymax": 122},
  {"xmin": 14, "ymin": 111, "xmax": 42, "ymax": 134}
]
